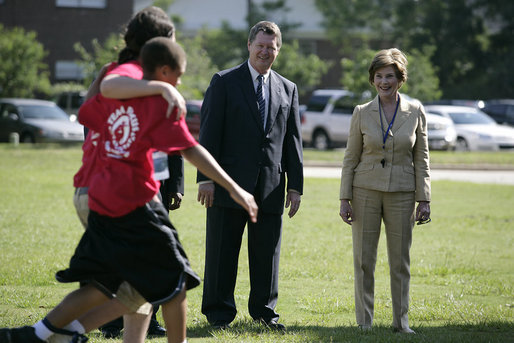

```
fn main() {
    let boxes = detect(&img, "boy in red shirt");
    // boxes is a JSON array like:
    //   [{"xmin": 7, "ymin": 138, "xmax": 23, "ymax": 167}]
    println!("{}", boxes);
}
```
[{"xmin": 0, "ymin": 37, "xmax": 257, "ymax": 343}]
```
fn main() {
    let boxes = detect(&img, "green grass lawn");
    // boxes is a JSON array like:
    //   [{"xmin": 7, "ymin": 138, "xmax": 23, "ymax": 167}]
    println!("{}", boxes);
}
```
[
  {"xmin": 303, "ymin": 147, "xmax": 514, "ymax": 168},
  {"xmin": 0, "ymin": 144, "xmax": 513, "ymax": 342}
]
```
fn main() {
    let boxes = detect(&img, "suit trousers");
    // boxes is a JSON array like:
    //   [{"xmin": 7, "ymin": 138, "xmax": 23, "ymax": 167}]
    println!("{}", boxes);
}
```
[
  {"xmin": 201, "ymin": 205, "xmax": 282, "ymax": 324},
  {"xmin": 350, "ymin": 187, "xmax": 415, "ymax": 329}
]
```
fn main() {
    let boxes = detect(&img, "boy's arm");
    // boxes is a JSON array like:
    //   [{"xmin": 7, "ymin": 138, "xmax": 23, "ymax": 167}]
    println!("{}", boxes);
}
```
[
  {"xmin": 100, "ymin": 75, "xmax": 185, "ymax": 119},
  {"xmin": 181, "ymin": 145, "xmax": 258, "ymax": 223}
]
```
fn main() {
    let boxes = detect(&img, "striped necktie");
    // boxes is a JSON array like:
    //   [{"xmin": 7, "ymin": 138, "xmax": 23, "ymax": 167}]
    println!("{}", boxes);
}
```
[{"xmin": 256, "ymin": 74, "xmax": 265, "ymax": 127}]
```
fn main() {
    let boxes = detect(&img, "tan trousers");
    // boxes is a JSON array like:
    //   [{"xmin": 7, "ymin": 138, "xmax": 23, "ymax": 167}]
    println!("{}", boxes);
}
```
[{"xmin": 351, "ymin": 187, "xmax": 415, "ymax": 329}]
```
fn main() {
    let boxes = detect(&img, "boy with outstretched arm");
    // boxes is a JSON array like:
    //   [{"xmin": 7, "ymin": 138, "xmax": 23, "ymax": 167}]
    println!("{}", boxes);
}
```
[{"xmin": 0, "ymin": 37, "xmax": 257, "ymax": 343}]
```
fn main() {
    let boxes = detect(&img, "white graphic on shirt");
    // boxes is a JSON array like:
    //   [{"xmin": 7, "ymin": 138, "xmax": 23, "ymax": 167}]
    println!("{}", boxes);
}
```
[
  {"xmin": 90, "ymin": 131, "xmax": 100, "ymax": 146},
  {"xmin": 105, "ymin": 106, "xmax": 139, "ymax": 158}
]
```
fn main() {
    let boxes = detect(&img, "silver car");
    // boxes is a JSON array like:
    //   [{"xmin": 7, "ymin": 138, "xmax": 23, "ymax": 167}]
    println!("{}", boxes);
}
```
[
  {"xmin": 301, "ymin": 89, "xmax": 359, "ymax": 150},
  {"xmin": 0, "ymin": 98, "xmax": 84, "ymax": 143},
  {"xmin": 424, "ymin": 105, "xmax": 514, "ymax": 151},
  {"xmin": 426, "ymin": 112, "xmax": 457, "ymax": 150}
]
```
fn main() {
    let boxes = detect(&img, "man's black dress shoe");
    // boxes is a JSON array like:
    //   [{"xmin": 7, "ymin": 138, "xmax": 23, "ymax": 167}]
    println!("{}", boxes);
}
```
[
  {"xmin": 210, "ymin": 321, "xmax": 230, "ymax": 330},
  {"xmin": 99, "ymin": 325, "xmax": 122, "ymax": 339},
  {"xmin": 256, "ymin": 319, "xmax": 286, "ymax": 331},
  {"xmin": 147, "ymin": 318, "xmax": 167, "ymax": 337}
]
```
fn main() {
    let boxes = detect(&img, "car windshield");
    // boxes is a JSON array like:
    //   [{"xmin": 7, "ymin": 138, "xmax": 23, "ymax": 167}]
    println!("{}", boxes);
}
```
[
  {"xmin": 306, "ymin": 95, "xmax": 331, "ymax": 112},
  {"xmin": 20, "ymin": 105, "xmax": 70, "ymax": 120},
  {"xmin": 448, "ymin": 111, "xmax": 496, "ymax": 125}
]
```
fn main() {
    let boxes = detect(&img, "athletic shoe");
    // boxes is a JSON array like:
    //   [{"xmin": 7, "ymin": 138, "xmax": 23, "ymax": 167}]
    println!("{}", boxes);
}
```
[{"xmin": 0, "ymin": 326, "xmax": 45, "ymax": 343}]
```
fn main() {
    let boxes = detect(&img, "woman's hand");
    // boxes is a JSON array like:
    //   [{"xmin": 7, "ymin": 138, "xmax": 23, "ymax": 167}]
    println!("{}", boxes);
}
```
[
  {"xmin": 415, "ymin": 201, "xmax": 431, "ymax": 223},
  {"xmin": 339, "ymin": 199, "xmax": 353, "ymax": 225}
]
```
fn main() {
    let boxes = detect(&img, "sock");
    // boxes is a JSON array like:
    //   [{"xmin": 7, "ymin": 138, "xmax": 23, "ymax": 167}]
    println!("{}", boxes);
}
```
[
  {"xmin": 62, "ymin": 320, "xmax": 85, "ymax": 335},
  {"xmin": 32, "ymin": 320, "xmax": 54, "ymax": 341}
]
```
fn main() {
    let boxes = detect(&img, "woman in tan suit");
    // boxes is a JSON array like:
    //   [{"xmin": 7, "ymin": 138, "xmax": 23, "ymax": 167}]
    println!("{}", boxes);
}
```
[{"xmin": 339, "ymin": 48, "xmax": 431, "ymax": 334}]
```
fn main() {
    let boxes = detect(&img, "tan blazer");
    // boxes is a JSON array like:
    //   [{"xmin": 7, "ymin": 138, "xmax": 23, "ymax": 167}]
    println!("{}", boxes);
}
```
[{"xmin": 340, "ymin": 94, "xmax": 431, "ymax": 202}]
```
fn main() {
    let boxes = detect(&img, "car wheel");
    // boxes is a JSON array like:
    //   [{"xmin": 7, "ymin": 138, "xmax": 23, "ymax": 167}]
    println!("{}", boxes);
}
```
[
  {"xmin": 21, "ymin": 133, "xmax": 35, "ymax": 143},
  {"xmin": 312, "ymin": 130, "xmax": 330, "ymax": 150},
  {"xmin": 455, "ymin": 137, "xmax": 469, "ymax": 151}
]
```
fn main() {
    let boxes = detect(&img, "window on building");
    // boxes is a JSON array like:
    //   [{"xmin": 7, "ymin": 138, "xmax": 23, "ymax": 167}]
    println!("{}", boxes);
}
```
[
  {"xmin": 55, "ymin": 61, "xmax": 84, "ymax": 80},
  {"xmin": 56, "ymin": 0, "xmax": 106, "ymax": 8}
]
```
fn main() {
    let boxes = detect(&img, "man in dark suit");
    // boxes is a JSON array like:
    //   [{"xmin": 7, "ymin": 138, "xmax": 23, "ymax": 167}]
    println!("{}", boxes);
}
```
[{"xmin": 197, "ymin": 21, "xmax": 303, "ymax": 330}]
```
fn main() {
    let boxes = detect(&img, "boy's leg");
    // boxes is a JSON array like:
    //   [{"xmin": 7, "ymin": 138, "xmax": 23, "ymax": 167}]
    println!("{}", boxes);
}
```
[
  {"xmin": 75, "ymin": 298, "xmax": 130, "ymax": 333},
  {"xmin": 0, "ymin": 285, "xmax": 107, "ymax": 343},
  {"xmin": 75, "ymin": 298, "xmax": 152, "ymax": 343},
  {"xmin": 45, "ymin": 284, "xmax": 109, "ymax": 328},
  {"xmin": 122, "ymin": 313, "xmax": 152, "ymax": 343},
  {"xmin": 72, "ymin": 187, "xmax": 89, "ymax": 230},
  {"xmin": 161, "ymin": 285, "xmax": 187, "ymax": 343}
]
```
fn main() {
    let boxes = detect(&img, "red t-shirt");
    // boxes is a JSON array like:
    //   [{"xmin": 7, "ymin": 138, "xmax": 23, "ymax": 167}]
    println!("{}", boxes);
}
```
[
  {"xmin": 73, "ymin": 61, "xmax": 142, "ymax": 188},
  {"xmin": 79, "ymin": 94, "xmax": 198, "ymax": 217}
]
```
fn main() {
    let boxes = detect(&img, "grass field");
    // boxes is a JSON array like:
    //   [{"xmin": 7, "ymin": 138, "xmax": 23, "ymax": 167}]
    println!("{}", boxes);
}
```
[
  {"xmin": 303, "ymin": 148, "xmax": 514, "ymax": 168},
  {"xmin": 0, "ymin": 144, "xmax": 513, "ymax": 342}
]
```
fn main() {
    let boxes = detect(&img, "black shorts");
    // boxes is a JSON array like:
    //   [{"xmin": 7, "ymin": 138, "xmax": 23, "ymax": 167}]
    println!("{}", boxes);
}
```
[{"xmin": 56, "ymin": 200, "xmax": 201, "ymax": 305}]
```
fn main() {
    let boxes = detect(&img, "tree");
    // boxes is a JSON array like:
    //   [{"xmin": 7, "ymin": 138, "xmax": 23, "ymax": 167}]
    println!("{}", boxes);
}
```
[
  {"xmin": 340, "ymin": 48, "xmax": 376, "ymax": 99},
  {"xmin": 473, "ymin": 0, "xmax": 514, "ymax": 98},
  {"xmin": 392, "ymin": 0, "xmax": 488, "ymax": 99},
  {"xmin": 200, "ymin": 1, "xmax": 329, "ymax": 98},
  {"xmin": 315, "ymin": 0, "xmax": 395, "ymax": 54},
  {"xmin": 197, "ymin": 22, "xmax": 248, "ymax": 71},
  {"xmin": 247, "ymin": 0, "xmax": 301, "ymax": 33},
  {"xmin": 0, "ymin": 24, "xmax": 51, "ymax": 98},
  {"xmin": 179, "ymin": 36, "xmax": 218, "ymax": 100},
  {"xmin": 400, "ymin": 47, "xmax": 442, "ymax": 102},
  {"xmin": 153, "ymin": 0, "xmax": 174, "ymax": 11},
  {"xmin": 273, "ymin": 40, "xmax": 329, "ymax": 97},
  {"xmin": 74, "ymin": 31, "xmax": 217, "ymax": 101},
  {"xmin": 315, "ymin": 0, "xmax": 512, "ymax": 100},
  {"xmin": 74, "ymin": 33, "xmax": 122, "ymax": 88}
]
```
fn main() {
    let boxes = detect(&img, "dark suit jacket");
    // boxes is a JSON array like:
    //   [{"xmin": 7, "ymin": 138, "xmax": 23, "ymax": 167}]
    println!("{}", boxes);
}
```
[{"xmin": 197, "ymin": 61, "xmax": 303, "ymax": 214}]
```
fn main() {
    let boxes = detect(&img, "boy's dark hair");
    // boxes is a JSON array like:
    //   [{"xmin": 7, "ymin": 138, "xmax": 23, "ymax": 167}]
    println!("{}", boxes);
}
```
[
  {"xmin": 141, "ymin": 37, "xmax": 186, "ymax": 75},
  {"xmin": 118, "ymin": 6, "xmax": 175, "ymax": 64}
]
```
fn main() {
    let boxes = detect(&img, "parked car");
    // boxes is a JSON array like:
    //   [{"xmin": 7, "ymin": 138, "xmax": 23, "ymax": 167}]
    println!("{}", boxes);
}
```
[
  {"xmin": 55, "ymin": 90, "xmax": 86, "ymax": 121},
  {"xmin": 0, "ymin": 98, "xmax": 84, "ymax": 143},
  {"xmin": 185, "ymin": 99, "xmax": 201, "ymax": 139},
  {"xmin": 426, "ymin": 113, "xmax": 457, "ymax": 150},
  {"xmin": 481, "ymin": 99, "xmax": 514, "ymax": 126},
  {"xmin": 423, "ymin": 99, "xmax": 485, "ymax": 109},
  {"xmin": 301, "ymin": 89, "xmax": 360, "ymax": 150},
  {"xmin": 424, "ymin": 105, "xmax": 514, "ymax": 151}
]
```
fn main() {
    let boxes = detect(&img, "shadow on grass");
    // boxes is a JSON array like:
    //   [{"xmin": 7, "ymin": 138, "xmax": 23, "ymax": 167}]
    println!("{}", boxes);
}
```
[{"xmin": 186, "ymin": 320, "xmax": 514, "ymax": 342}]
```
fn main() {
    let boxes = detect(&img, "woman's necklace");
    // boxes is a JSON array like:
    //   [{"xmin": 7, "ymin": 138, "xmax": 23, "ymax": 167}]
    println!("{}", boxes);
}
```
[{"xmin": 379, "ymin": 96, "xmax": 399, "ymax": 167}]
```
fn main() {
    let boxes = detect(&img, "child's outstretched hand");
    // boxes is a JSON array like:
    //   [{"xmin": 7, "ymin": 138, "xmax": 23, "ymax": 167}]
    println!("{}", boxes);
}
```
[
  {"xmin": 230, "ymin": 186, "xmax": 258, "ymax": 223},
  {"xmin": 160, "ymin": 83, "xmax": 186, "ymax": 120}
]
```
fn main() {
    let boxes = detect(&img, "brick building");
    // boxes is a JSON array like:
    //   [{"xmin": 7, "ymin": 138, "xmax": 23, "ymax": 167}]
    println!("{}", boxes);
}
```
[
  {"xmin": 0, "ymin": 0, "xmax": 146, "ymax": 83},
  {"xmin": 0, "ymin": 0, "xmax": 342, "ymax": 93}
]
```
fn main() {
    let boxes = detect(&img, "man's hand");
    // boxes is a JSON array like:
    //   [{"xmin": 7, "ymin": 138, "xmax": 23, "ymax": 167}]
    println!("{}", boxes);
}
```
[
  {"xmin": 168, "ymin": 193, "xmax": 183, "ymax": 211},
  {"xmin": 285, "ymin": 191, "xmax": 301, "ymax": 218},
  {"xmin": 197, "ymin": 183, "xmax": 215, "ymax": 208}
]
